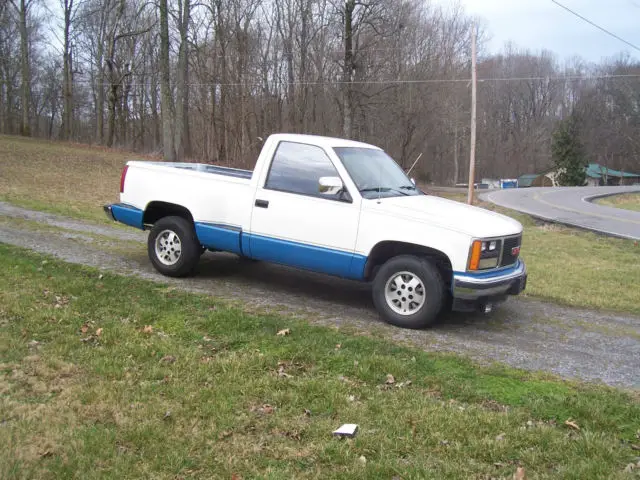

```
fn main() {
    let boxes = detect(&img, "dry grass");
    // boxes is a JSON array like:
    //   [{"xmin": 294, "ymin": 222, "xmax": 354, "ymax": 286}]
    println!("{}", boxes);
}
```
[
  {"xmin": 0, "ymin": 135, "xmax": 158, "ymax": 224},
  {"xmin": 595, "ymin": 193, "xmax": 640, "ymax": 212}
]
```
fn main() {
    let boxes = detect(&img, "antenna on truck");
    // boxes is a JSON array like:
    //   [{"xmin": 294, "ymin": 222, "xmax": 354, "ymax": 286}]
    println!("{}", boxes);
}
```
[{"xmin": 406, "ymin": 152, "xmax": 423, "ymax": 177}]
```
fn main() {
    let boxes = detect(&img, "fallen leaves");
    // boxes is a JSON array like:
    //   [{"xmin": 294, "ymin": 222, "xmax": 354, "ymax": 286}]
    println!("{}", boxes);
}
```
[
  {"xmin": 54, "ymin": 295, "xmax": 70, "ymax": 309},
  {"xmin": 142, "ymin": 325, "xmax": 153, "ymax": 334},
  {"xmin": 250, "ymin": 404, "xmax": 275, "ymax": 415},
  {"xmin": 377, "ymin": 374, "xmax": 411, "ymax": 391},
  {"xmin": 564, "ymin": 419, "xmax": 580, "ymax": 431},
  {"xmin": 78, "ymin": 322, "xmax": 103, "ymax": 344},
  {"xmin": 513, "ymin": 466, "xmax": 527, "ymax": 480},
  {"xmin": 160, "ymin": 355, "xmax": 176, "ymax": 364},
  {"xmin": 276, "ymin": 328, "xmax": 290, "ymax": 336}
]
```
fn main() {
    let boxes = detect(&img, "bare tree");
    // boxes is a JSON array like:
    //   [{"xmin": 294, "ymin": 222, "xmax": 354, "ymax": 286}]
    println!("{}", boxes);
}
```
[
  {"xmin": 174, "ymin": 0, "xmax": 192, "ymax": 159},
  {"xmin": 9, "ymin": 0, "xmax": 37, "ymax": 136},
  {"xmin": 59, "ymin": 0, "xmax": 80, "ymax": 140},
  {"xmin": 159, "ymin": 0, "xmax": 175, "ymax": 160}
]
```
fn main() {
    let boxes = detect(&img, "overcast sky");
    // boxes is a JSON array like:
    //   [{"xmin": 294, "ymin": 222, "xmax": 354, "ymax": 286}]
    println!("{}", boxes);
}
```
[{"xmin": 438, "ymin": 0, "xmax": 640, "ymax": 64}]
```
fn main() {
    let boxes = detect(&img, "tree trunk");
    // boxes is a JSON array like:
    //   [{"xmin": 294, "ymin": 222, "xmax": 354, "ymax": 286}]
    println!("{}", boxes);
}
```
[
  {"xmin": 299, "ymin": 0, "xmax": 310, "ymax": 131},
  {"xmin": 16, "ymin": 0, "xmax": 31, "ymax": 136},
  {"xmin": 159, "ymin": 0, "xmax": 175, "ymax": 161},
  {"xmin": 453, "ymin": 122, "xmax": 459, "ymax": 186},
  {"xmin": 61, "ymin": 0, "xmax": 73, "ymax": 140},
  {"xmin": 342, "ymin": 0, "xmax": 355, "ymax": 138},
  {"xmin": 174, "ymin": 0, "xmax": 191, "ymax": 160},
  {"xmin": 106, "ymin": 83, "xmax": 117, "ymax": 147}
]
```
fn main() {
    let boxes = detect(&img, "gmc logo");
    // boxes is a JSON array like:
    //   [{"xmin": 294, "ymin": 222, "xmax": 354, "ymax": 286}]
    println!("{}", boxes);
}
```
[{"xmin": 511, "ymin": 246, "xmax": 520, "ymax": 256}]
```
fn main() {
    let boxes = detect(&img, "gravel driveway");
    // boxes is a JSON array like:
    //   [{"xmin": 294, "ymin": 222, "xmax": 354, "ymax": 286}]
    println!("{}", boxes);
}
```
[{"xmin": 1, "ymin": 201, "xmax": 639, "ymax": 389}]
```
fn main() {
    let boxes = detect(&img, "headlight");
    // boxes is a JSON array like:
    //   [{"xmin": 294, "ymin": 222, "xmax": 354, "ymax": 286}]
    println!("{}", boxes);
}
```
[{"xmin": 468, "ymin": 239, "xmax": 502, "ymax": 270}]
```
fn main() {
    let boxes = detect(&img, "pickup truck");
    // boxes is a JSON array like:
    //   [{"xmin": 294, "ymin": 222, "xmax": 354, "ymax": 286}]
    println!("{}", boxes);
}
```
[{"xmin": 104, "ymin": 133, "xmax": 527, "ymax": 329}]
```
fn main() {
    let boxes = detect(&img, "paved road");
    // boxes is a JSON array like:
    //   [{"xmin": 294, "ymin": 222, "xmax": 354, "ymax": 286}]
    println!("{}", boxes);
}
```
[
  {"xmin": 1, "ymin": 201, "xmax": 639, "ymax": 389},
  {"xmin": 481, "ymin": 186, "xmax": 640, "ymax": 240}
]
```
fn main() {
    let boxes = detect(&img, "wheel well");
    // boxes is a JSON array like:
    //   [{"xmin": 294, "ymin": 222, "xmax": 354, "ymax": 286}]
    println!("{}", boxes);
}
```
[
  {"xmin": 143, "ymin": 202, "xmax": 194, "ymax": 228},
  {"xmin": 364, "ymin": 241, "xmax": 453, "ymax": 284}
]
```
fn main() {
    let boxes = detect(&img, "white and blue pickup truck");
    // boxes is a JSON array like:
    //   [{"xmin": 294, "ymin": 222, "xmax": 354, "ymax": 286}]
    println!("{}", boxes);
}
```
[{"xmin": 104, "ymin": 133, "xmax": 527, "ymax": 328}]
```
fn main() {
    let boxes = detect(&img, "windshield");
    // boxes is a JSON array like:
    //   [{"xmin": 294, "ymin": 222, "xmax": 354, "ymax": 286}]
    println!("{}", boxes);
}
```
[{"xmin": 333, "ymin": 147, "xmax": 423, "ymax": 199}]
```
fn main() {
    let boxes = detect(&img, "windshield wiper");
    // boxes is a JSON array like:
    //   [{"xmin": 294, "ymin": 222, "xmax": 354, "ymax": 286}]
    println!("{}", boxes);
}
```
[
  {"xmin": 359, "ymin": 187, "xmax": 389, "ymax": 193},
  {"xmin": 399, "ymin": 185, "xmax": 417, "ymax": 190},
  {"xmin": 359, "ymin": 187, "xmax": 409, "ymax": 196}
]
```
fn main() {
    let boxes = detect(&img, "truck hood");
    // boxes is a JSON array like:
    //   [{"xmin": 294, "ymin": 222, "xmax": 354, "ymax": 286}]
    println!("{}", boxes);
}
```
[{"xmin": 368, "ymin": 194, "xmax": 523, "ymax": 238}]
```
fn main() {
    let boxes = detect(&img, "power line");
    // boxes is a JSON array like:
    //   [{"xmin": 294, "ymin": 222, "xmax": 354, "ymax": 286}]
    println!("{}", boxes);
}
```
[
  {"xmin": 65, "ymin": 72, "xmax": 640, "ymax": 88},
  {"xmin": 550, "ymin": 0, "xmax": 640, "ymax": 53}
]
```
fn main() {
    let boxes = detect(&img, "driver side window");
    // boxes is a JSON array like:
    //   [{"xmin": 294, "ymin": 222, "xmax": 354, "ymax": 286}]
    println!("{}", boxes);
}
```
[{"xmin": 265, "ymin": 141, "xmax": 348, "ymax": 201}]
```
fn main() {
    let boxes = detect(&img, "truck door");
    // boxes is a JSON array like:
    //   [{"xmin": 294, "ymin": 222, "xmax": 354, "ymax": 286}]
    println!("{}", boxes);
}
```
[{"xmin": 248, "ymin": 140, "xmax": 364, "ymax": 280}]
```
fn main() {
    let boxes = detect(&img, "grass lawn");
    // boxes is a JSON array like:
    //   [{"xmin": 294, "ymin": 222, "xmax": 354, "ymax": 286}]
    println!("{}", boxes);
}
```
[
  {"xmin": 595, "ymin": 193, "xmax": 640, "ymax": 212},
  {"xmin": 1, "ymin": 134, "xmax": 640, "ymax": 316},
  {"xmin": 1, "ymin": 244, "xmax": 639, "ymax": 479},
  {"xmin": 0, "ymin": 135, "xmax": 155, "ymax": 225},
  {"xmin": 481, "ymin": 205, "xmax": 640, "ymax": 316}
]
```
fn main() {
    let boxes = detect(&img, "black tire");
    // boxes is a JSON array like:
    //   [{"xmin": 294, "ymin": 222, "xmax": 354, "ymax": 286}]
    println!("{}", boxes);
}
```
[
  {"xmin": 147, "ymin": 216, "xmax": 201, "ymax": 277},
  {"xmin": 372, "ymin": 255, "xmax": 445, "ymax": 329}
]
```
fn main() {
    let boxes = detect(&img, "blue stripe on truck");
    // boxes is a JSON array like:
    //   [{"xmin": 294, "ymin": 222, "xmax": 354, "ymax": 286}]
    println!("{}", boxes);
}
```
[
  {"xmin": 108, "ymin": 207, "xmax": 368, "ymax": 280},
  {"xmin": 247, "ymin": 233, "xmax": 366, "ymax": 280},
  {"xmin": 194, "ymin": 223, "xmax": 243, "ymax": 255},
  {"xmin": 110, "ymin": 204, "xmax": 144, "ymax": 229}
]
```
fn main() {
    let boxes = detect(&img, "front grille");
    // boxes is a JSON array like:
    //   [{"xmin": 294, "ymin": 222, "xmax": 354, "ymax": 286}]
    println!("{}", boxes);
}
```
[{"xmin": 500, "ymin": 235, "xmax": 521, "ymax": 267}]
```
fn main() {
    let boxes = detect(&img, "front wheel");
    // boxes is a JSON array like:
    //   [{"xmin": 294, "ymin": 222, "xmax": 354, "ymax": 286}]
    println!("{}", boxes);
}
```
[
  {"xmin": 372, "ymin": 255, "xmax": 444, "ymax": 329},
  {"xmin": 147, "ymin": 216, "xmax": 201, "ymax": 277}
]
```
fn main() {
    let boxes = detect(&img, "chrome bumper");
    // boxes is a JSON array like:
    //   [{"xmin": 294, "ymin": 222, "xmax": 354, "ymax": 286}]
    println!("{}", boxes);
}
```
[{"xmin": 452, "ymin": 260, "xmax": 527, "ymax": 301}]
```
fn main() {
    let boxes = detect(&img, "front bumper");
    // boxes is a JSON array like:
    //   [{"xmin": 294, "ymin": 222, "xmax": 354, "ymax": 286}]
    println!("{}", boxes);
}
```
[{"xmin": 451, "ymin": 260, "xmax": 527, "ymax": 311}]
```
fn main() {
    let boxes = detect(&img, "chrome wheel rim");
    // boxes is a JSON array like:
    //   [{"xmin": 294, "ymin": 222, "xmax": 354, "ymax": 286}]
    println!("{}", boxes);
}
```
[
  {"xmin": 154, "ymin": 229, "xmax": 182, "ymax": 266},
  {"xmin": 384, "ymin": 271, "xmax": 426, "ymax": 315}
]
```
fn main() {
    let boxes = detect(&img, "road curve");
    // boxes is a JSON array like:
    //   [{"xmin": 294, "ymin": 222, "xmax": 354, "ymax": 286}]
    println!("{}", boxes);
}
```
[{"xmin": 480, "ymin": 186, "xmax": 640, "ymax": 240}]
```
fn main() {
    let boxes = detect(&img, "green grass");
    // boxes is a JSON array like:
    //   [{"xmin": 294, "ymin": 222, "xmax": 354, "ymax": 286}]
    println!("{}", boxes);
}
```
[
  {"xmin": 1, "ymin": 244, "xmax": 639, "ymax": 479},
  {"xmin": 595, "ymin": 193, "xmax": 640, "ymax": 212},
  {"xmin": 476, "ymin": 204, "xmax": 640, "ymax": 315}
]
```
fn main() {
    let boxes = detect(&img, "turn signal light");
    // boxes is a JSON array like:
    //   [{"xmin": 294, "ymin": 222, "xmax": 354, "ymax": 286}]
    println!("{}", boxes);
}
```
[{"xmin": 469, "ymin": 240, "xmax": 482, "ymax": 271}]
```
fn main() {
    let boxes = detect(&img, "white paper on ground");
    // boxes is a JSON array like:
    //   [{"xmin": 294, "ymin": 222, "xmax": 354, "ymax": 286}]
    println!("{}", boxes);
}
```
[{"xmin": 333, "ymin": 423, "xmax": 359, "ymax": 437}]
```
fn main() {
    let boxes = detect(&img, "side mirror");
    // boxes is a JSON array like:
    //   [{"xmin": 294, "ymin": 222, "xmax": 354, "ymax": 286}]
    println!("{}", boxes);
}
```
[
  {"xmin": 411, "ymin": 178, "xmax": 416, "ymax": 185},
  {"xmin": 318, "ymin": 176, "xmax": 344, "ymax": 195}
]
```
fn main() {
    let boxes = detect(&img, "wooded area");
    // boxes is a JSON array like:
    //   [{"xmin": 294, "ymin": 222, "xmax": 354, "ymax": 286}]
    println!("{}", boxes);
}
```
[{"xmin": 2, "ymin": 0, "xmax": 640, "ymax": 184}]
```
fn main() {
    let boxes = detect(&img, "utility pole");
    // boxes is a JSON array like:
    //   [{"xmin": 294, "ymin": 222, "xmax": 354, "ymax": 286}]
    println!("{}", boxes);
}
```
[{"xmin": 467, "ymin": 23, "xmax": 477, "ymax": 205}]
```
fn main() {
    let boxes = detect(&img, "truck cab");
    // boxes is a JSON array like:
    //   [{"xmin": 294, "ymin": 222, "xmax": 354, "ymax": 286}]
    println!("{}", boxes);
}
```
[{"xmin": 105, "ymin": 133, "xmax": 527, "ymax": 329}]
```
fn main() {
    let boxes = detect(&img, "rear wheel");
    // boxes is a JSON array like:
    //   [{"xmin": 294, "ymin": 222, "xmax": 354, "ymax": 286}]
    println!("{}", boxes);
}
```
[
  {"xmin": 372, "ymin": 255, "xmax": 444, "ymax": 329},
  {"xmin": 147, "ymin": 216, "xmax": 201, "ymax": 277}
]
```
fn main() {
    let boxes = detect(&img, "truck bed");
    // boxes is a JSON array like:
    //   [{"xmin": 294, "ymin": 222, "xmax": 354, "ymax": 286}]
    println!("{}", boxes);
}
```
[{"xmin": 144, "ymin": 161, "xmax": 253, "ymax": 180}]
